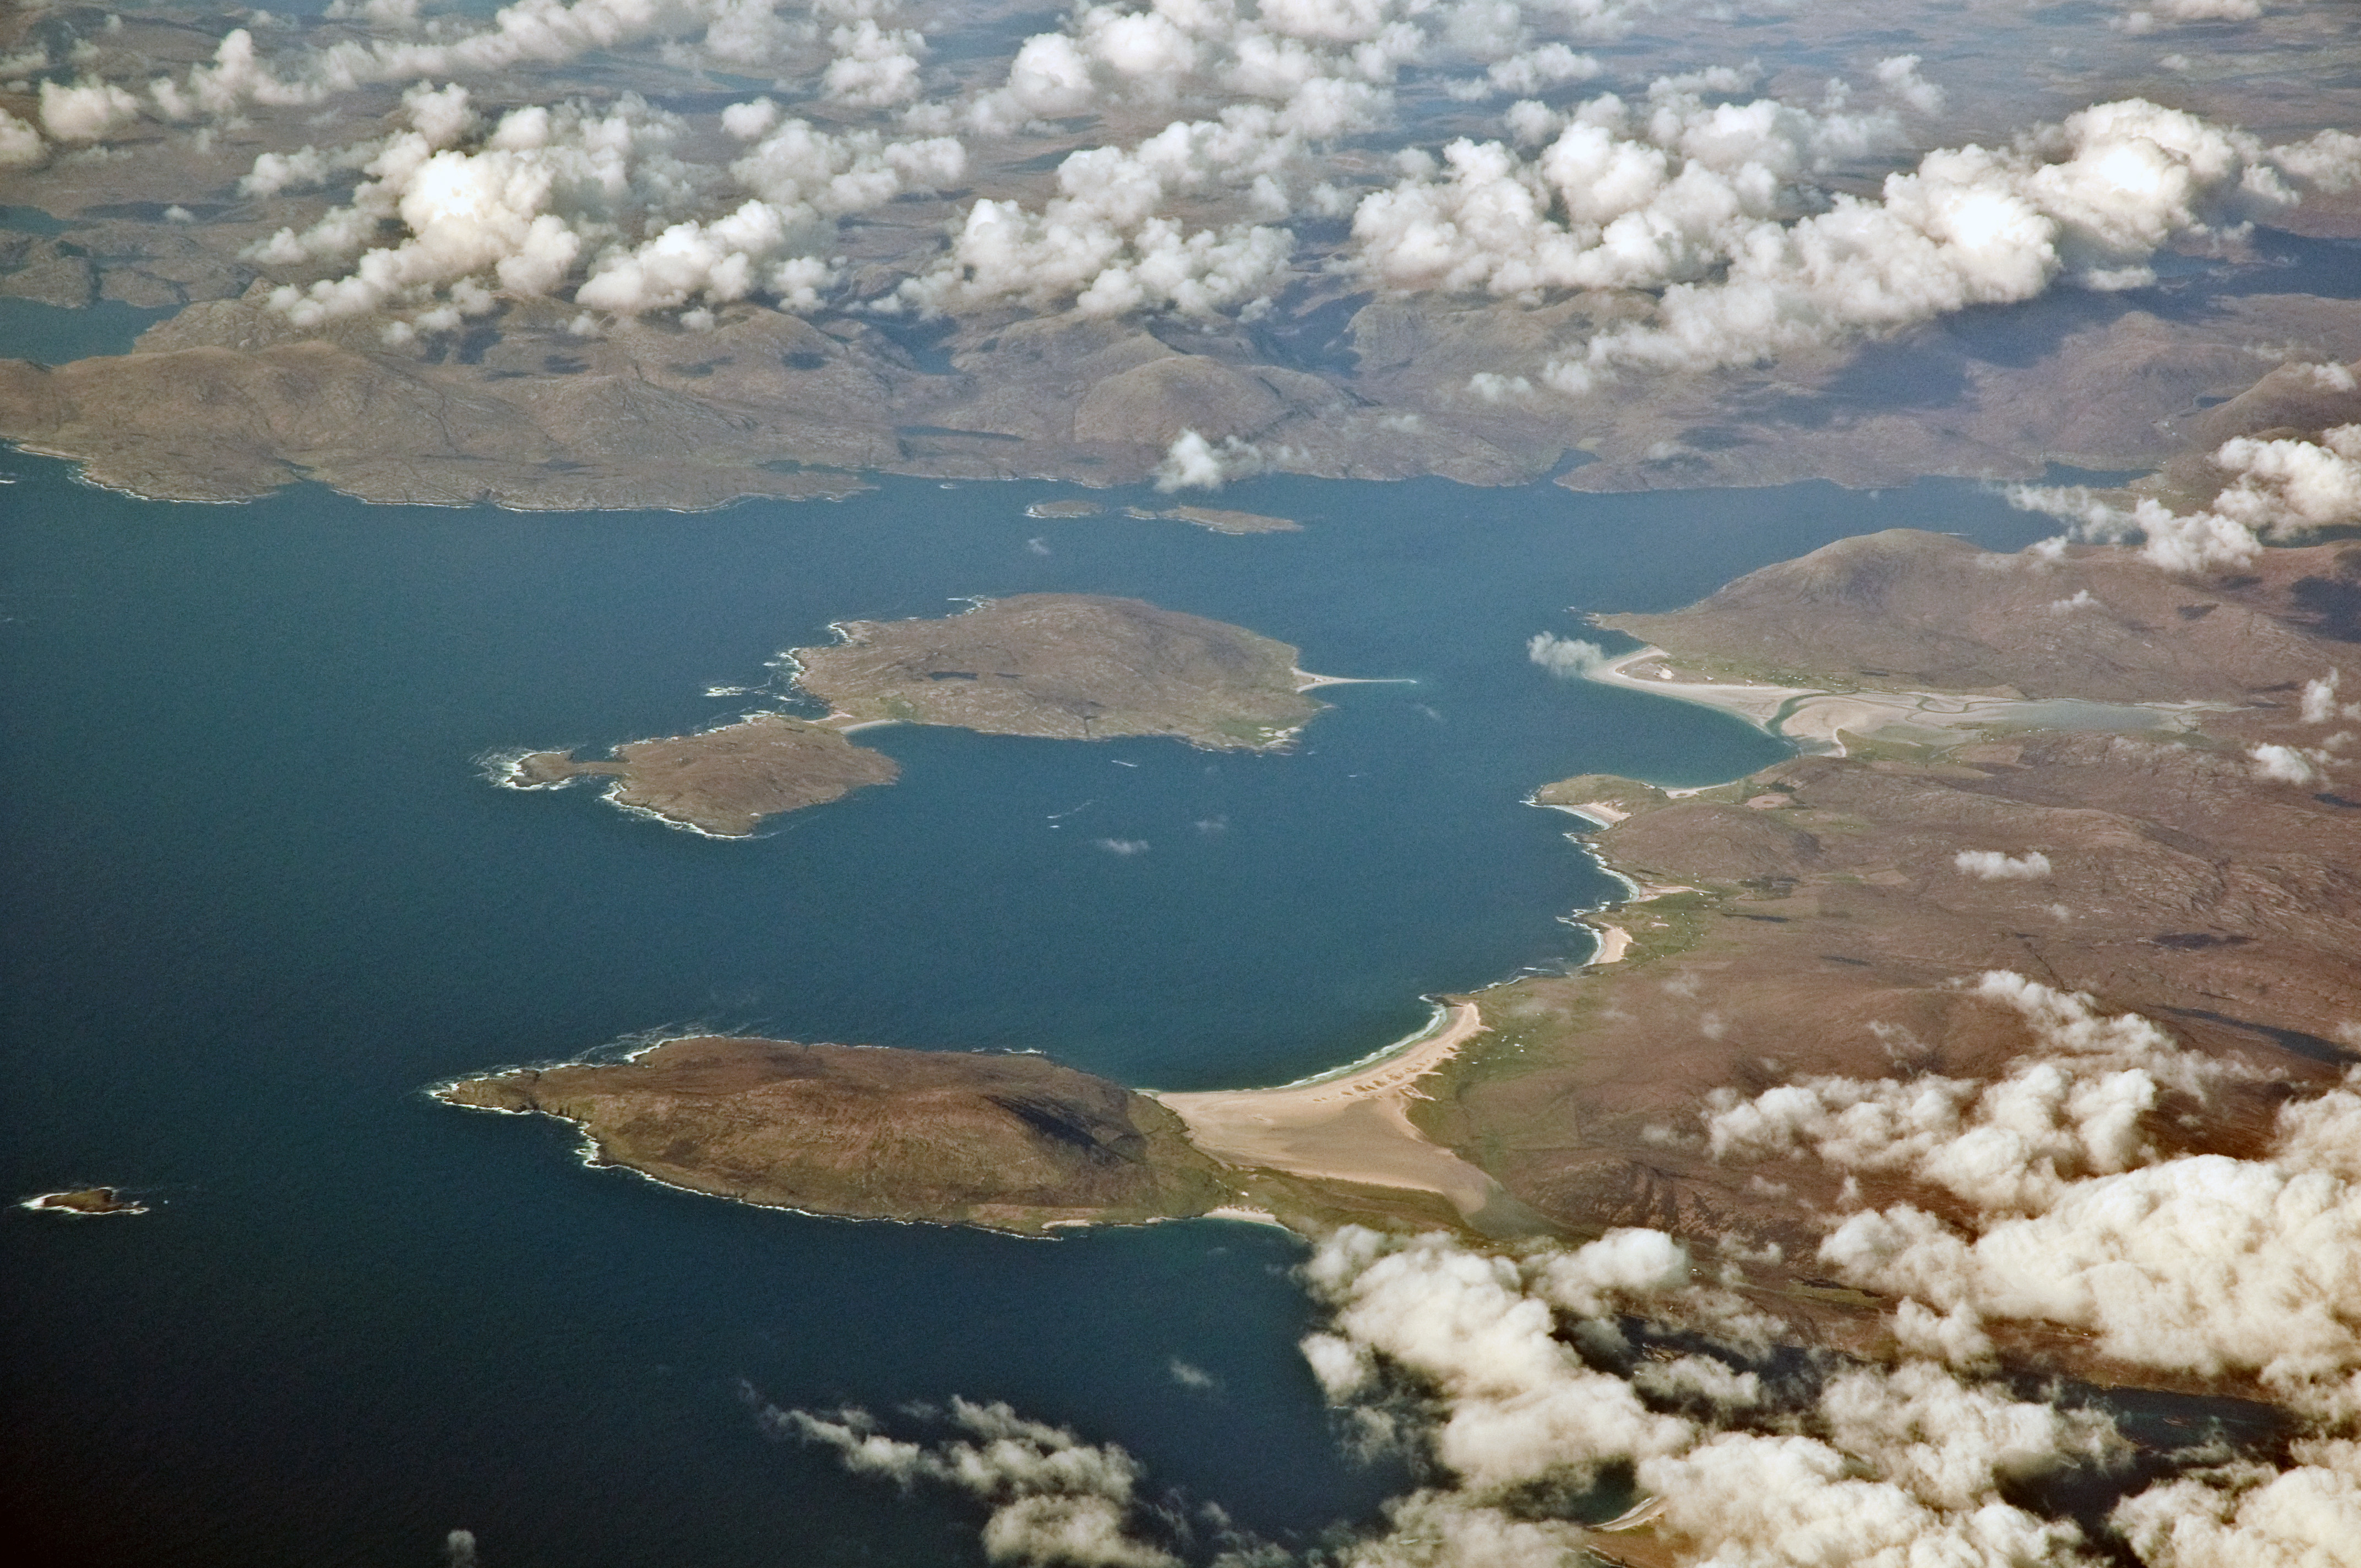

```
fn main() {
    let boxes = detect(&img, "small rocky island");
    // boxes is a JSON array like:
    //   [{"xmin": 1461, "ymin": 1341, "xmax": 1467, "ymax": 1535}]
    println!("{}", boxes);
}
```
[
  {"xmin": 21, "ymin": 1187, "xmax": 147, "ymax": 1216},
  {"xmin": 436, "ymin": 1037, "xmax": 1232, "ymax": 1233},
  {"xmin": 792, "ymin": 594, "xmax": 1319, "ymax": 747},
  {"xmin": 501, "ymin": 594, "xmax": 1326, "ymax": 836},
  {"xmin": 505, "ymin": 714, "xmax": 901, "ymax": 837}
]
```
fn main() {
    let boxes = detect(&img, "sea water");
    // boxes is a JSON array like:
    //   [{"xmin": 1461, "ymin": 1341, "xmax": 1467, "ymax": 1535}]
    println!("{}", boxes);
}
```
[{"xmin": 0, "ymin": 455, "xmax": 2055, "ymax": 1566}]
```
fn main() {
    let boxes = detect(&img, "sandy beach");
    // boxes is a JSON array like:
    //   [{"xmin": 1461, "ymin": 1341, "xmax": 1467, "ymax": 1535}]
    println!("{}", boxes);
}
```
[
  {"xmin": 1584, "ymin": 647, "xmax": 2200, "ymax": 753},
  {"xmin": 1584, "ymin": 922, "xmax": 1632, "ymax": 965},
  {"xmin": 1291, "ymin": 669, "xmax": 1413, "ymax": 693},
  {"xmin": 1149, "ymin": 1004, "xmax": 1498, "ymax": 1216}
]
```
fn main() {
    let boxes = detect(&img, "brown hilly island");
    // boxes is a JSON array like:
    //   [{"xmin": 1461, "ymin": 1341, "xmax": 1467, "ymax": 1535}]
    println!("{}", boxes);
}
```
[
  {"xmin": 506, "ymin": 714, "xmax": 899, "ymax": 837},
  {"xmin": 791, "ymin": 593, "xmax": 1320, "ymax": 747},
  {"xmin": 436, "ymin": 1037, "xmax": 1232, "ymax": 1233},
  {"xmin": 505, "ymin": 595, "xmax": 1325, "ymax": 835}
]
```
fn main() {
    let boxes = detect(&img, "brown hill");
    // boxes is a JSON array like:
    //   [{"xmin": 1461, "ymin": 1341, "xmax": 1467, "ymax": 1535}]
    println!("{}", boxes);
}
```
[{"xmin": 437, "ymin": 1037, "xmax": 1231, "ymax": 1233}]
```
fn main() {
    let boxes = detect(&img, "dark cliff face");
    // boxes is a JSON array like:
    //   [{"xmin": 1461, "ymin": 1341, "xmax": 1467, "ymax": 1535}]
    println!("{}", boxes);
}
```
[{"xmin": 437, "ymin": 1037, "xmax": 1233, "ymax": 1232}]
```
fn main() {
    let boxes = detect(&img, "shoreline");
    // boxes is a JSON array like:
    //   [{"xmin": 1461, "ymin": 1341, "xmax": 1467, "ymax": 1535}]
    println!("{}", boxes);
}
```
[
  {"xmin": 1582, "ymin": 646, "xmax": 2211, "ymax": 754},
  {"xmin": 20, "ymin": 1188, "xmax": 149, "ymax": 1216},
  {"xmin": 1291, "ymin": 668, "xmax": 1415, "ymax": 693},
  {"xmin": 1147, "ymin": 1003, "xmax": 1498, "ymax": 1217}
]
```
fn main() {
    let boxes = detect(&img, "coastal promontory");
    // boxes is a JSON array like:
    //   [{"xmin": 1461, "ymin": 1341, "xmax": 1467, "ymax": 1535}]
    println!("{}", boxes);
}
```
[{"xmin": 436, "ymin": 1037, "xmax": 1232, "ymax": 1233}]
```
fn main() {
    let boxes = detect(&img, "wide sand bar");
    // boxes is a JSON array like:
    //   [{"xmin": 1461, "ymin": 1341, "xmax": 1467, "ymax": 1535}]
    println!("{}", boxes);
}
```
[{"xmin": 1149, "ymin": 1004, "xmax": 1497, "ymax": 1217}]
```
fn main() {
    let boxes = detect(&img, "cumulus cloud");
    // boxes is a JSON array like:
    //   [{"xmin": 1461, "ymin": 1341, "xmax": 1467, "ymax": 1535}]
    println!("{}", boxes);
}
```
[
  {"xmin": 2010, "ymin": 424, "xmax": 2361, "ymax": 574},
  {"xmin": 2300, "ymin": 669, "xmax": 2361, "ymax": 725},
  {"xmin": 1873, "ymin": 53, "xmax": 1946, "ymax": 117},
  {"xmin": 962, "ymin": 0, "xmax": 1448, "ymax": 140},
  {"xmin": 1295, "ymin": 1225, "xmax": 2150, "ymax": 1568},
  {"xmin": 1153, "ymin": 431, "xmax": 1271, "ymax": 491},
  {"xmin": 2119, "ymin": 0, "xmax": 2268, "ymax": 33},
  {"xmin": 1954, "ymin": 850, "xmax": 2052, "ymax": 880},
  {"xmin": 2248, "ymin": 742, "xmax": 2328, "ymax": 786},
  {"xmin": 823, "ymin": 17, "xmax": 927, "ymax": 108},
  {"xmin": 2114, "ymin": 1438, "xmax": 2361, "ymax": 1568},
  {"xmin": 1733, "ymin": 994, "xmax": 2361, "ymax": 1417},
  {"xmin": 151, "ymin": 0, "xmax": 810, "ymax": 122},
  {"xmin": 1526, "ymin": 633, "xmax": 1607, "ymax": 677},
  {"xmin": 1706, "ymin": 972, "xmax": 2227, "ymax": 1217},
  {"xmin": 1822, "ymin": 1148, "xmax": 2361, "ymax": 1412},
  {"xmin": 899, "ymin": 111, "xmax": 1307, "ymax": 319},
  {"xmin": 39, "ymin": 77, "xmax": 142, "ymax": 143},
  {"xmin": 1300, "ymin": 1227, "xmax": 1695, "ymax": 1493},
  {"xmin": 0, "ymin": 108, "xmax": 46, "ymax": 168},
  {"xmin": 806, "ymin": 1152, "xmax": 2360, "ymax": 1568},
  {"xmin": 1353, "ymin": 75, "xmax": 1905, "ymax": 302},
  {"xmin": 249, "ymin": 90, "xmax": 962, "ymax": 329},
  {"xmin": 771, "ymin": 1395, "xmax": 1180, "ymax": 1567},
  {"xmin": 1356, "ymin": 95, "xmax": 2351, "ymax": 392}
]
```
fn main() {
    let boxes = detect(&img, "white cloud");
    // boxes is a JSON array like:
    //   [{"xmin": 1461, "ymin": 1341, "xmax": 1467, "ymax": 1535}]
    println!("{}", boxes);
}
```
[
  {"xmin": 1526, "ymin": 633, "xmax": 1607, "ymax": 677},
  {"xmin": 2120, "ymin": 0, "xmax": 2268, "ymax": 30},
  {"xmin": 1873, "ymin": 53, "xmax": 1945, "ymax": 117},
  {"xmin": 1296, "ymin": 1226, "xmax": 2142, "ymax": 1568},
  {"xmin": 900, "ymin": 112, "xmax": 1304, "ymax": 319},
  {"xmin": 1354, "ymin": 94, "xmax": 2350, "ymax": 393},
  {"xmin": 768, "ymin": 1396, "xmax": 1180, "ymax": 1568},
  {"xmin": 2299, "ymin": 670, "xmax": 2361, "ymax": 726},
  {"xmin": 1706, "ymin": 973, "xmax": 2227, "ymax": 1216},
  {"xmin": 251, "ymin": 93, "xmax": 962, "ymax": 328},
  {"xmin": 1153, "ymin": 431, "xmax": 1270, "ymax": 491},
  {"xmin": 2248, "ymin": 743, "xmax": 2324, "ymax": 786},
  {"xmin": 2008, "ymin": 424, "xmax": 2361, "ymax": 575},
  {"xmin": 39, "ymin": 77, "xmax": 142, "ymax": 143},
  {"xmin": 1954, "ymin": 850, "xmax": 2052, "ymax": 880},
  {"xmin": 1302, "ymin": 1228, "xmax": 1694, "ymax": 1493},
  {"xmin": 2114, "ymin": 1438, "xmax": 2361, "ymax": 1568},
  {"xmin": 2268, "ymin": 129, "xmax": 2361, "ymax": 194},
  {"xmin": 823, "ymin": 18, "xmax": 926, "ymax": 108},
  {"xmin": 0, "ymin": 108, "xmax": 46, "ymax": 167},
  {"xmin": 153, "ymin": 1, "xmax": 809, "ymax": 121},
  {"xmin": 1353, "ymin": 78, "xmax": 1905, "ymax": 302}
]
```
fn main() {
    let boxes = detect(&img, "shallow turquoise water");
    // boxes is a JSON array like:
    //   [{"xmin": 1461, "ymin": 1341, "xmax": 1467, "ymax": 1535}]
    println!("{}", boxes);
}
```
[{"xmin": 0, "ymin": 454, "xmax": 2055, "ymax": 1566}]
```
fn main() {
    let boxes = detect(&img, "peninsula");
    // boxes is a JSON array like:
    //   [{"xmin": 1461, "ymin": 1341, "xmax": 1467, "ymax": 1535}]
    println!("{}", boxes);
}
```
[
  {"xmin": 1402, "ymin": 525, "xmax": 2361, "ymax": 1384},
  {"xmin": 502, "ymin": 595, "xmax": 1327, "ymax": 834}
]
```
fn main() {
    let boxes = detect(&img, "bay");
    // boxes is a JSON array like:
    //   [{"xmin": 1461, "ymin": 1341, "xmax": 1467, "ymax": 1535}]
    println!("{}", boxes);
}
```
[{"xmin": 0, "ymin": 456, "xmax": 2054, "ymax": 1566}]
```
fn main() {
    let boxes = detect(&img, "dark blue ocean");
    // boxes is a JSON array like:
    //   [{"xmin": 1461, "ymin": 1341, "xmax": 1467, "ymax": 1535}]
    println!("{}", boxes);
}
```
[{"xmin": 0, "ymin": 453, "xmax": 2055, "ymax": 1566}]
